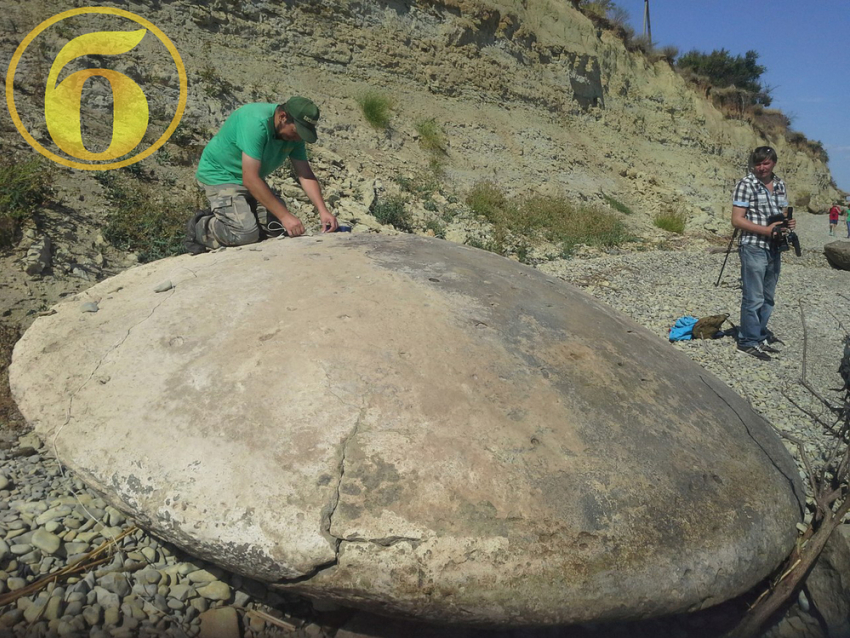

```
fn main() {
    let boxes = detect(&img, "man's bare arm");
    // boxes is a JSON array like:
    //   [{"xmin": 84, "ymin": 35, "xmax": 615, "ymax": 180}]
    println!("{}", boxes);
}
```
[
  {"xmin": 732, "ymin": 205, "xmax": 782, "ymax": 236},
  {"xmin": 291, "ymin": 159, "xmax": 338, "ymax": 232},
  {"xmin": 241, "ymin": 153, "xmax": 305, "ymax": 237}
]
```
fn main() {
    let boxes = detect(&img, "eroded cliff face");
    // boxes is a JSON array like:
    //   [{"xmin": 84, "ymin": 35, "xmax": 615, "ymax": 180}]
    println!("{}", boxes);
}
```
[
  {"xmin": 3, "ymin": 0, "xmax": 840, "ymax": 234},
  {"xmin": 170, "ymin": 0, "xmax": 840, "ymax": 229}
]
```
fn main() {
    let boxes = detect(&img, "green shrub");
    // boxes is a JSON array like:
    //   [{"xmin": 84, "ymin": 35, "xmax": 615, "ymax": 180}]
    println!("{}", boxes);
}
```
[
  {"xmin": 466, "ymin": 181, "xmax": 633, "ymax": 257},
  {"xmin": 523, "ymin": 194, "xmax": 633, "ymax": 254},
  {"xmin": 415, "ymin": 118, "xmax": 446, "ymax": 154},
  {"xmin": 516, "ymin": 243, "xmax": 530, "ymax": 264},
  {"xmin": 0, "ymin": 157, "xmax": 50, "ymax": 247},
  {"xmin": 653, "ymin": 211, "xmax": 687, "ymax": 234},
  {"xmin": 654, "ymin": 45, "xmax": 679, "ymax": 64},
  {"xmin": 466, "ymin": 181, "xmax": 515, "ymax": 224},
  {"xmin": 786, "ymin": 130, "xmax": 806, "ymax": 146},
  {"xmin": 357, "ymin": 91, "xmax": 394, "ymax": 129},
  {"xmin": 101, "ymin": 177, "xmax": 191, "ymax": 261},
  {"xmin": 198, "ymin": 64, "xmax": 236, "ymax": 98},
  {"xmin": 155, "ymin": 149, "xmax": 173, "ymax": 166},
  {"xmin": 807, "ymin": 140, "xmax": 828, "ymax": 163},
  {"xmin": 579, "ymin": 1, "xmax": 629, "ymax": 29},
  {"xmin": 427, "ymin": 156, "xmax": 446, "ymax": 177},
  {"xmin": 626, "ymin": 34, "xmax": 654, "ymax": 55},
  {"xmin": 603, "ymin": 194, "xmax": 633, "ymax": 215},
  {"xmin": 677, "ymin": 48, "xmax": 771, "ymax": 106},
  {"xmin": 121, "ymin": 162, "xmax": 146, "ymax": 180},
  {"xmin": 394, "ymin": 173, "xmax": 439, "ymax": 197},
  {"xmin": 465, "ymin": 236, "xmax": 503, "ymax": 254},
  {"xmin": 372, "ymin": 195, "xmax": 412, "ymax": 232},
  {"xmin": 424, "ymin": 219, "xmax": 446, "ymax": 238}
]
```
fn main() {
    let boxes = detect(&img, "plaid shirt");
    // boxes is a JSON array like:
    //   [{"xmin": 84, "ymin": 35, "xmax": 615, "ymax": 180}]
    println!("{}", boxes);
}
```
[{"xmin": 732, "ymin": 172, "xmax": 788, "ymax": 249}]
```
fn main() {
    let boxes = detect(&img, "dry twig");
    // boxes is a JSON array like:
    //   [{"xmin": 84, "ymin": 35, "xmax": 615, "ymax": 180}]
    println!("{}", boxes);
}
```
[
  {"xmin": 0, "ymin": 526, "xmax": 138, "ymax": 608},
  {"xmin": 725, "ymin": 304, "xmax": 850, "ymax": 638},
  {"xmin": 244, "ymin": 608, "xmax": 300, "ymax": 632}
]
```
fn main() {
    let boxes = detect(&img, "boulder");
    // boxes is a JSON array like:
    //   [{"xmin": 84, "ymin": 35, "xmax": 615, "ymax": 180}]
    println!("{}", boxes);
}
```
[
  {"xmin": 802, "ymin": 532, "xmax": 850, "ymax": 636},
  {"xmin": 824, "ymin": 240, "xmax": 850, "ymax": 271},
  {"xmin": 23, "ymin": 235, "xmax": 51, "ymax": 276},
  {"xmin": 10, "ymin": 234, "xmax": 804, "ymax": 626}
]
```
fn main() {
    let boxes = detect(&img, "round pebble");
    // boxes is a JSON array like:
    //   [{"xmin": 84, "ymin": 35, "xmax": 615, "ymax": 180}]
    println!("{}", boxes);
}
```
[
  {"xmin": 196, "ymin": 581, "xmax": 230, "ymax": 601},
  {"xmin": 31, "ymin": 529, "xmax": 61, "ymax": 554}
]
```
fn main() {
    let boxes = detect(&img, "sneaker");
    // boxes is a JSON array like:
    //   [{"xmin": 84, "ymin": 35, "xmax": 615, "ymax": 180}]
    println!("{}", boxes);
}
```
[
  {"xmin": 759, "ymin": 341, "xmax": 780, "ymax": 354},
  {"xmin": 185, "ymin": 210, "xmax": 209, "ymax": 255},
  {"xmin": 737, "ymin": 344, "xmax": 771, "ymax": 361},
  {"xmin": 764, "ymin": 333, "xmax": 785, "ymax": 346}
]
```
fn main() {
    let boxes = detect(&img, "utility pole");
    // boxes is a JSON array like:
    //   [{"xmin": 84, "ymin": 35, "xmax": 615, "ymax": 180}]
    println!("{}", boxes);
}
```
[{"xmin": 643, "ymin": 0, "xmax": 652, "ymax": 43}]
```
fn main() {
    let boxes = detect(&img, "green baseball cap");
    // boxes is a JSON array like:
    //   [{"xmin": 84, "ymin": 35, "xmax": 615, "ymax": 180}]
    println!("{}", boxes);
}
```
[{"xmin": 282, "ymin": 96, "xmax": 320, "ymax": 143}]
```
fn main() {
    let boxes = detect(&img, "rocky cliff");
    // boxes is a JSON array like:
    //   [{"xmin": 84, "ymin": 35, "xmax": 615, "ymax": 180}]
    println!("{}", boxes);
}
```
[
  {"xmin": 0, "ymin": 0, "xmax": 842, "ymax": 329},
  {"xmin": 3, "ymin": 0, "xmax": 841, "ymax": 235},
  {"xmin": 171, "ymin": 0, "xmax": 841, "ymax": 229}
]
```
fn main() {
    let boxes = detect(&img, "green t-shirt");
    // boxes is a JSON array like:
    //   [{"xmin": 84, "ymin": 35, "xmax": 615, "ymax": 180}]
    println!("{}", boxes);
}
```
[{"xmin": 195, "ymin": 103, "xmax": 308, "ymax": 185}]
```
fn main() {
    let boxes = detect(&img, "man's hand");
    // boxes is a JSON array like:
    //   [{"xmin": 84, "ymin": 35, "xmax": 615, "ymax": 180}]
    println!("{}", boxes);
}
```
[
  {"xmin": 292, "ymin": 159, "xmax": 337, "ymax": 233},
  {"xmin": 279, "ymin": 212, "xmax": 305, "ymax": 237},
  {"xmin": 787, "ymin": 218, "xmax": 797, "ymax": 231},
  {"xmin": 319, "ymin": 210, "xmax": 338, "ymax": 233},
  {"xmin": 242, "ymin": 153, "xmax": 303, "ymax": 236},
  {"xmin": 765, "ymin": 221, "xmax": 785, "ymax": 237}
]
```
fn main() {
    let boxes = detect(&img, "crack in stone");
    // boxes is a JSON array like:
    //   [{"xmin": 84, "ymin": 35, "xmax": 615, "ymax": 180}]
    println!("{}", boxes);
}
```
[
  {"xmin": 38, "ymin": 288, "xmax": 180, "ymax": 548},
  {"xmin": 322, "ymin": 406, "xmax": 367, "ymax": 545},
  {"xmin": 280, "ymin": 362, "xmax": 422, "ymax": 585},
  {"xmin": 62, "ymin": 288, "xmax": 175, "ymax": 430},
  {"xmin": 274, "ymin": 406, "xmax": 368, "ymax": 586},
  {"xmin": 55, "ymin": 289, "xmax": 178, "ymax": 446},
  {"xmin": 339, "ymin": 535, "xmax": 421, "ymax": 547},
  {"xmin": 698, "ymin": 375, "xmax": 805, "ymax": 515}
]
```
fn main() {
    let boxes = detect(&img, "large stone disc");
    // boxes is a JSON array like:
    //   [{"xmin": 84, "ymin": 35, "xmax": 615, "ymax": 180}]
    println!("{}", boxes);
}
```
[{"xmin": 10, "ymin": 234, "xmax": 803, "ymax": 626}]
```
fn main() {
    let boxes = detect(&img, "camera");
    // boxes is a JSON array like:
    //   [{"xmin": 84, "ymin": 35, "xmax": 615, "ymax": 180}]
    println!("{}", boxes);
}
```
[{"xmin": 767, "ymin": 206, "xmax": 802, "ymax": 257}]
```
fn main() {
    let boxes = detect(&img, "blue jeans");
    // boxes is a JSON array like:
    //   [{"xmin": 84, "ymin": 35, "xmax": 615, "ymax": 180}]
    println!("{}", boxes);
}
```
[{"xmin": 739, "ymin": 245, "xmax": 781, "ymax": 348}]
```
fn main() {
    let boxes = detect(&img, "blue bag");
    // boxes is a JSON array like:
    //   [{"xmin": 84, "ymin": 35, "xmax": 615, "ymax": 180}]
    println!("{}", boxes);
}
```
[{"xmin": 668, "ymin": 316, "xmax": 698, "ymax": 342}]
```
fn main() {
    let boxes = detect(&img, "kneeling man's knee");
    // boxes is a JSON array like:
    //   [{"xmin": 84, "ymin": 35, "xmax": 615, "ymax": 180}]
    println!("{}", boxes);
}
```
[{"xmin": 230, "ymin": 227, "xmax": 260, "ymax": 246}]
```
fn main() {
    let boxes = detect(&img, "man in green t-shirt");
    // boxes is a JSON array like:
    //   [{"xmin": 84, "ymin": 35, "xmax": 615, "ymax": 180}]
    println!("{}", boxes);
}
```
[{"xmin": 186, "ymin": 96, "xmax": 337, "ymax": 254}]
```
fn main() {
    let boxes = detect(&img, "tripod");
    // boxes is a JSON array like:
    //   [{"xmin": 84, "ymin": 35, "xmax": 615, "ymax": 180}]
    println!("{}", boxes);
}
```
[{"xmin": 714, "ymin": 228, "xmax": 738, "ymax": 287}]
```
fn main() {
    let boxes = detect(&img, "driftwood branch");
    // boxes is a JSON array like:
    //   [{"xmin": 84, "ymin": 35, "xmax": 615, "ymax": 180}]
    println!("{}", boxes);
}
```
[
  {"xmin": 782, "ymin": 391, "xmax": 837, "ymax": 432},
  {"xmin": 0, "ymin": 526, "xmax": 138, "ymax": 608},
  {"xmin": 724, "ymin": 304, "xmax": 850, "ymax": 638}
]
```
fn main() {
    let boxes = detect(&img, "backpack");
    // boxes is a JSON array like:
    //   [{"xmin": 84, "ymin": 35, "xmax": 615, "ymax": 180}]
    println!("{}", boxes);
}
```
[{"xmin": 692, "ymin": 313, "xmax": 731, "ymax": 339}]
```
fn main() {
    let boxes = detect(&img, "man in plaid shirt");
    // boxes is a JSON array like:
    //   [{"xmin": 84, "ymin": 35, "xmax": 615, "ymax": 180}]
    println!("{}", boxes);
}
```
[{"xmin": 731, "ymin": 146, "xmax": 797, "ymax": 361}]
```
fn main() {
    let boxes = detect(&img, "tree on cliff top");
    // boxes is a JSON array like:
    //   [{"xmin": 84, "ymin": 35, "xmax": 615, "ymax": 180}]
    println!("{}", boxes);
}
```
[{"xmin": 677, "ymin": 48, "xmax": 772, "ymax": 106}]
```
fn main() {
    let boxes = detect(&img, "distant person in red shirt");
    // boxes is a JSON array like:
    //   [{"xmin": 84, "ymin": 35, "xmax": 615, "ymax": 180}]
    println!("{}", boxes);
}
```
[{"xmin": 829, "ymin": 204, "xmax": 841, "ymax": 236}]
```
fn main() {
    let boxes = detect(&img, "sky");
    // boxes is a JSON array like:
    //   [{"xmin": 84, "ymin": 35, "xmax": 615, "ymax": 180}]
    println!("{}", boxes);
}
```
[{"xmin": 619, "ymin": 0, "xmax": 850, "ymax": 193}]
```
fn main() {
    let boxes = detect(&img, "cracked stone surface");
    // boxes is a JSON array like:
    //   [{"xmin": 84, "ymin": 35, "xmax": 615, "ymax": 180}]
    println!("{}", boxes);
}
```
[{"xmin": 9, "ymin": 234, "xmax": 804, "ymax": 626}]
